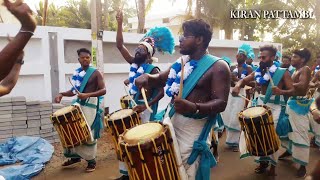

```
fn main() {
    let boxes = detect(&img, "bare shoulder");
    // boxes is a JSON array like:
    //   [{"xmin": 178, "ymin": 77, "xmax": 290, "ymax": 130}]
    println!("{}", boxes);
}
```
[
  {"xmin": 93, "ymin": 70, "xmax": 103, "ymax": 79},
  {"xmin": 211, "ymin": 60, "xmax": 230, "ymax": 76},
  {"xmin": 303, "ymin": 66, "xmax": 311, "ymax": 73}
]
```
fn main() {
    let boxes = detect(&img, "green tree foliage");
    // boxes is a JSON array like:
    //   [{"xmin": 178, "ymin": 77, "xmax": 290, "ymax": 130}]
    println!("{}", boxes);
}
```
[{"xmin": 35, "ymin": 0, "xmax": 135, "ymax": 30}]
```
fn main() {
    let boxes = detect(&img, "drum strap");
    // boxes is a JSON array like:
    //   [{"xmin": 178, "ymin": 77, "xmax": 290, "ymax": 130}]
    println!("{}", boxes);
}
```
[
  {"xmin": 264, "ymin": 68, "xmax": 286, "ymax": 104},
  {"xmin": 73, "ymin": 66, "xmax": 104, "ymax": 139}
]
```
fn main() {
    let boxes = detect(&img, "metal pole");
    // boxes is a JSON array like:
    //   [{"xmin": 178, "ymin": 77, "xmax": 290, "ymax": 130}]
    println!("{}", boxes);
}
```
[{"xmin": 91, "ymin": 0, "xmax": 105, "ymax": 115}]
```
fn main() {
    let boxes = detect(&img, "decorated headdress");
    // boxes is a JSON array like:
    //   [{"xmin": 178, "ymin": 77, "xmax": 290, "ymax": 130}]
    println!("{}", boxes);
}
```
[
  {"xmin": 238, "ymin": 44, "xmax": 253, "ymax": 57},
  {"xmin": 140, "ymin": 27, "xmax": 175, "ymax": 63},
  {"xmin": 221, "ymin": 56, "xmax": 231, "ymax": 67},
  {"xmin": 248, "ymin": 51, "xmax": 255, "ymax": 60}
]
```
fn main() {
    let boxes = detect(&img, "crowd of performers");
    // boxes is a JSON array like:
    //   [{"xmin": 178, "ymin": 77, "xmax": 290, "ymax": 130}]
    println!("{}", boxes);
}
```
[{"xmin": 1, "ymin": 1, "xmax": 320, "ymax": 180}]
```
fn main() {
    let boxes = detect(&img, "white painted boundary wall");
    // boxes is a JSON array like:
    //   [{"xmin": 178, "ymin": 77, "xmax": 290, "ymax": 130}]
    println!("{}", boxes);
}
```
[{"xmin": 0, "ymin": 24, "xmax": 281, "ymax": 112}]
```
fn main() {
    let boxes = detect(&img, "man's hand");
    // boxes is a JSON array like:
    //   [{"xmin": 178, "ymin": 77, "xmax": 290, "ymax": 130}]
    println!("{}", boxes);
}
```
[
  {"xmin": 124, "ymin": 79, "xmax": 129, "ymax": 86},
  {"xmin": 231, "ymin": 86, "xmax": 241, "ymax": 97},
  {"xmin": 54, "ymin": 93, "xmax": 63, "ymax": 103},
  {"xmin": 3, "ymin": 0, "xmax": 36, "ymax": 32},
  {"xmin": 135, "ymin": 74, "xmax": 149, "ymax": 90},
  {"xmin": 77, "ymin": 93, "xmax": 90, "ymax": 100},
  {"xmin": 173, "ymin": 96, "xmax": 196, "ymax": 115},
  {"xmin": 116, "ymin": 10, "xmax": 123, "ymax": 25},
  {"xmin": 133, "ymin": 105, "xmax": 147, "ymax": 113},
  {"xmin": 272, "ymin": 86, "xmax": 282, "ymax": 95}
]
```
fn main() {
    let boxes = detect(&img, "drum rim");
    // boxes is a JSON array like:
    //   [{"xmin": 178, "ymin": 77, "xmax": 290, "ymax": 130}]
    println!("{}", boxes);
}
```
[
  {"xmin": 239, "ymin": 105, "xmax": 270, "ymax": 119},
  {"xmin": 52, "ymin": 105, "xmax": 77, "ymax": 117},
  {"xmin": 119, "ymin": 122, "xmax": 168, "ymax": 147},
  {"xmin": 108, "ymin": 108, "xmax": 136, "ymax": 120}
]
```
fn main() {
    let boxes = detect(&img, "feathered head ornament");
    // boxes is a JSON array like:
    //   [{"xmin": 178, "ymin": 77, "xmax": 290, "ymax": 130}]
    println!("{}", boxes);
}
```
[
  {"xmin": 140, "ymin": 26, "xmax": 175, "ymax": 63},
  {"xmin": 238, "ymin": 44, "xmax": 253, "ymax": 57}
]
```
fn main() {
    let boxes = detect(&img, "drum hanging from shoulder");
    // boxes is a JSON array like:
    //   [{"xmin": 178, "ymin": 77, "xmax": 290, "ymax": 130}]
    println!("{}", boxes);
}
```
[
  {"xmin": 106, "ymin": 109, "xmax": 141, "ymax": 161},
  {"xmin": 120, "ymin": 95, "xmax": 132, "ymax": 109},
  {"xmin": 51, "ymin": 105, "xmax": 91, "ymax": 148},
  {"xmin": 238, "ymin": 105, "xmax": 280, "ymax": 156},
  {"xmin": 119, "ymin": 122, "xmax": 181, "ymax": 180}
]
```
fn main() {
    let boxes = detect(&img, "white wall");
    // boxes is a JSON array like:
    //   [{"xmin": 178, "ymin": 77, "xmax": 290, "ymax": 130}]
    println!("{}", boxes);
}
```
[{"xmin": 0, "ymin": 24, "xmax": 281, "ymax": 113}]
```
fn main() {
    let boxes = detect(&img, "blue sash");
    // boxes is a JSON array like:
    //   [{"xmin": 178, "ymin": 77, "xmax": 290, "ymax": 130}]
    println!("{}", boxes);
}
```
[
  {"xmin": 260, "ymin": 68, "xmax": 291, "ymax": 137},
  {"xmin": 169, "ymin": 54, "xmax": 220, "ymax": 180},
  {"xmin": 132, "ymin": 64, "xmax": 159, "ymax": 120},
  {"xmin": 74, "ymin": 66, "xmax": 104, "ymax": 139},
  {"xmin": 263, "ymin": 68, "xmax": 286, "ymax": 104}
]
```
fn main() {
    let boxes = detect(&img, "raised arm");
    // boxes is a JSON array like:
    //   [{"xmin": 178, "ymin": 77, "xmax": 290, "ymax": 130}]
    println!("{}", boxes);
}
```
[
  {"xmin": 0, "ymin": 55, "xmax": 24, "ymax": 96},
  {"xmin": 0, "ymin": 1, "xmax": 36, "ymax": 81},
  {"xmin": 116, "ymin": 10, "xmax": 134, "ymax": 64}
]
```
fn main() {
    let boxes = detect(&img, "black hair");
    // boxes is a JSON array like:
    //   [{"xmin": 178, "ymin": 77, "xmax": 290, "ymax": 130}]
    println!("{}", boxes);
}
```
[
  {"xmin": 77, "ymin": 48, "xmax": 91, "ymax": 56},
  {"xmin": 259, "ymin": 45, "xmax": 277, "ymax": 57},
  {"xmin": 182, "ymin": 19, "xmax": 212, "ymax": 49},
  {"xmin": 293, "ymin": 48, "xmax": 311, "ymax": 63},
  {"xmin": 282, "ymin": 55, "xmax": 291, "ymax": 61}
]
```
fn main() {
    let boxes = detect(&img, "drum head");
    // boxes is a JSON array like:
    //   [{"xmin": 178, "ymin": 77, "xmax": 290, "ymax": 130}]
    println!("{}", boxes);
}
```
[
  {"xmin": 122, "ymin": 95, "xmax": 132, "ymax": 100},
  {"xmin": 109, "ymin": 109, "xmax": 134, "ymax": 120},
  {"xmin": 123, "ymin": 123, "xmax": 163, "ymax": 145},
  {"xmin": 53, "ymin": 106, "xmax": 75, "ymax": 116},
  {"xmin": 242, "ymin": 106, "xmax": 266, "ymax": 118}
]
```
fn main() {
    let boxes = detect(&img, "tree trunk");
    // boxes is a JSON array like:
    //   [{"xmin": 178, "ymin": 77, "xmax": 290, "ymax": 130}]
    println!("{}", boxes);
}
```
[
  {"xmin": 195, "ymin": 0, "xmax": 201, "ymax": 18},
  {"xmin": 225, "ymin": 27, "xmax": 233, "ymax": 40},
  {"xmin": 103, "ymin": 0, "xmax": 109, "ymax": 30},
  {"xmin": 42, "ymin": 0, "xmax": 48, "ymax": 26},
  {"xmin": 137, "ymin": 0, "xmax": 145, "ymax": 33}
]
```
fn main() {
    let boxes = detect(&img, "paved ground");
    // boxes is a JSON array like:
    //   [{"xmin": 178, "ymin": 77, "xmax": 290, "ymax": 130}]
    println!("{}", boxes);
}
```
[{"xmin": 33, "ymin": 132, "xmax": 319, "ymax": 180}]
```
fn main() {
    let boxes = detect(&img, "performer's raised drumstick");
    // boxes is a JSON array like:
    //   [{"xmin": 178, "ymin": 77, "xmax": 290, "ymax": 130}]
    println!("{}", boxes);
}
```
[
  {"xmin": 68, "ymin": 77, "xmax": 80, "ymax": 94},
  {"xmin": 178, "ymin": 57, "xmax": 184, "ymax": 98},
  {"xmin": 141, "ymin": 87, "xmax": 153, "ymax": 113},
  {"xmin": 123, "ymin": 85, "xmax": 137, "ymax": 107}
]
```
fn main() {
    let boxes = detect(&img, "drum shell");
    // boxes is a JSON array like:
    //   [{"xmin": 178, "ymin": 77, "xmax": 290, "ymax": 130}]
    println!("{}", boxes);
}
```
[
  {"xmin": 239, "ymin": 105, "xmax": 280, "ymax": 156},
  {"xmin": 51, "ymin": 106, "xmax": 90, "ymax": 148},
  {"xmin": 119, "ymin": 123, "xmax": 180, "ymax": 180},
  {"xmin": 106, "ymin": 109, "xmax": 141, "ymax": 161}
]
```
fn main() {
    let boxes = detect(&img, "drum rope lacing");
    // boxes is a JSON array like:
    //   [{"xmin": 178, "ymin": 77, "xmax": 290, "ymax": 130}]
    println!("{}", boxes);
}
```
[
  {"xmin": 240, "ymin": 107, "xmax": 280, "ymax": 156},
  {"xmin": 121, "ymin": 123, "xmax": 181, "ymax": 180}
]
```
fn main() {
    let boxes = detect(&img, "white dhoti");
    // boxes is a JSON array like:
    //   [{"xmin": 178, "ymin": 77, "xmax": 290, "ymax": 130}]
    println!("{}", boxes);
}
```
[
  {"xmin": 163, "ymin": 113, "xmax": 211, "ymax": 180},
  {"xmin": 64, "ymin": 97, "xmax": 98, "ymax": 161},
  {"xmin": 238, "ymin": 95, "xmax": 282, "ymax": 166},
  {"xmin": 223, "ymin": 89, "xmax": 245, "ymax": 147},
  {"xmin": 309, "ymin": 112, "xmax": 320, "ymax": 147},
  {"xmin": 282, "ymin": 104, "xmax": 310, "ymax": 166},
  {"xmin": 140, "ymin": 109, "xmax": 151, "ymax": 123}
]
